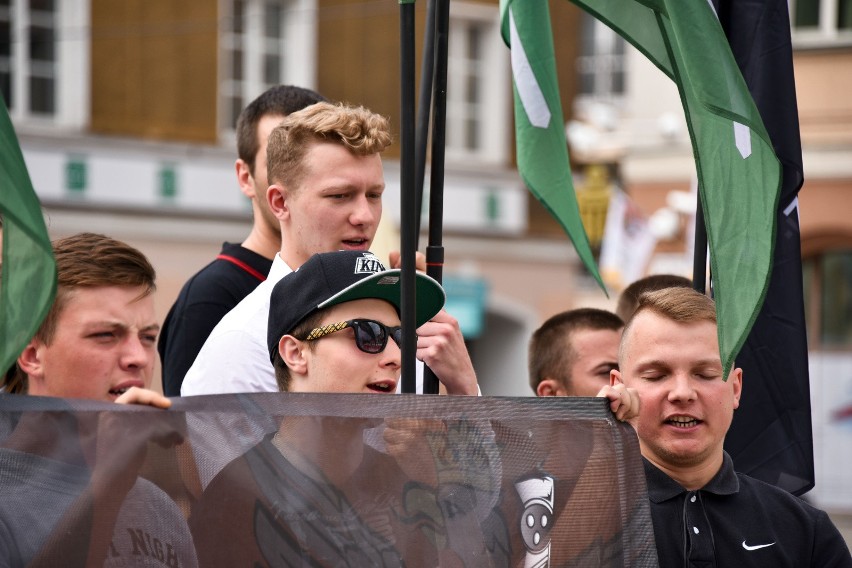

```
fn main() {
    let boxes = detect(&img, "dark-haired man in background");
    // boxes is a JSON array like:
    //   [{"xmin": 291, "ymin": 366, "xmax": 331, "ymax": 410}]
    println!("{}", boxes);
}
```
[
  {"xmin": 529, "ymin": 307, "xmax": 623, "ymax": 398},
  {"xmin": 158, "ymin": 85, "xmax": 327, "ymax": 395}
]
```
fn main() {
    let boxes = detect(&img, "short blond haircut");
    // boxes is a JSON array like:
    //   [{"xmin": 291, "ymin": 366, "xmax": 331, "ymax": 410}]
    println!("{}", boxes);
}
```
[
  {"xmin": 266, "ymin": 102, "xmax": 392, "ymax": 190},
  {"xmin": 620, "ymin": 287, "xmax": 716, "ymax": 363}
]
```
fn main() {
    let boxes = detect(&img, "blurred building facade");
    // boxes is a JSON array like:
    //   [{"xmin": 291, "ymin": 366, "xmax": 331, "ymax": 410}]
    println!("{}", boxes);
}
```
[{"xmin": 4, "ymin": 3, "xmax": 851, "ymax": 428}]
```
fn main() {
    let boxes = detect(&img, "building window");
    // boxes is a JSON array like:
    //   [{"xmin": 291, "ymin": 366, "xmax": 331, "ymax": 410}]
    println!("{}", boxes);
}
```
[
  {"xmin": 803, "ymin": 249, "xmax": 852, "ymax": 350},
  {"xmin": 219, "ymin": 0, "xmax": 316, "ymax": 132},
  {"xmin": 0, "ymin": 0, "xmax": 88, "ymax": 128},
  {"xmin": 1, "ymin": 0, "xmax": 56, "ymax": 115},
  {"xmin": 792, "ymin": 0, "xmax": 852, "ymax": 46},
  {"xmin": 446, "ymin": 2, "xmax": 509, "ymax": 166},
  {"xmin": 576, "ymin": 13, "xmax": 626, "ymax": 102}
]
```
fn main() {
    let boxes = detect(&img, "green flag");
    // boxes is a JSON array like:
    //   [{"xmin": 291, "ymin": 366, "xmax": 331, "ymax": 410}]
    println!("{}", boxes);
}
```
[
  {"xmin": 499, "ymin": 0, "xmax": 604, "ymax": 290},
  {"xmin": 568, "ymin": 0, "xmax": 781, "ymax": 376},
  {"xmin": 0, "ymin": 98, "xmax": 56, "ymax": 374}
]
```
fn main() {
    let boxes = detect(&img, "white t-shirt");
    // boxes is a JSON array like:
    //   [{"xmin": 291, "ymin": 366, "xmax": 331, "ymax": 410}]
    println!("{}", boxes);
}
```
[{"xmin": 181, "ymin": 254, "xmax": 293, "ymax": 396}]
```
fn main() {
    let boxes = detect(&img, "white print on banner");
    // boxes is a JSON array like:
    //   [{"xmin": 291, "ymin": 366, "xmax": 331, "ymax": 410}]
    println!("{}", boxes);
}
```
[{"xmin": 516, "ymin": 475, "xmax": 554, "ymax": 568}]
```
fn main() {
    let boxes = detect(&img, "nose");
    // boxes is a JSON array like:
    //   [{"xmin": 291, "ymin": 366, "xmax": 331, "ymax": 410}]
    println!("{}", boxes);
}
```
[
  {"xmin": 121, "ymin": 336, "xmax": 153, "ymax": 372},
  {"xmin": 667, "ymin": 373, "xmax": 697, "ymax": 403},
  {"xmin": 381, "ymin": 333, "xmax": 402, "ymax": 370},
  {"xmin": 349, "ymin": 194, "xmax": 380, "ymax": 227}
]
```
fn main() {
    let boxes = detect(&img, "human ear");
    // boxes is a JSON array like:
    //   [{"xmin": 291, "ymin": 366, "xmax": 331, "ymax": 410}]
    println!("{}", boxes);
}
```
[
  {"xmin": 731, "ymin": 367, "xmax": 743, "ymax": 409},
  {"xmin": 236, "ymin": 159, "xmax": 255, "ymax": 199},
  {"xmin": 279, "ymin": 335, "xmax": 307, "ymax": 375},
  {"xmin": 610, "ymin": 368, "xmax": 624, "ymax": 387},
  {"xmin": 267, "ymin": 184, "xmax": 288, "ymax": 220},
  {"xmin": 17, "ymin": 340, "xmax": 45, "ymax": 389},
  {"xmin": 536, "ymin": 378, "xmax": 566, "ymax": 397}
]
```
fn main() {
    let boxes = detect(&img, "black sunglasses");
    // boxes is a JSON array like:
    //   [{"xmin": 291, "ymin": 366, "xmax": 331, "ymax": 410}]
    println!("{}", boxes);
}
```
[{"xmin": 298, "ymin": 319, "xmax": 404, "ymax": 354}]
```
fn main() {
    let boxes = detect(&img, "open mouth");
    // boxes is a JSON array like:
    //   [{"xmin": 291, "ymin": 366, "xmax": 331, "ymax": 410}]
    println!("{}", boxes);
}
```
[
  {"xmin": 342, "ymin": 239, "xmax": 368, "ymax": 248},
  {"xmin": 109, "ymin": 387, "xmax": 130, "ymax": 397},
  {"xmin": 666, "ymin": 416, "xmax": 700, "ymax": 428},
  {"xmin": 367, "ymin": 382, "xmax": 396, "ymax": 393}
]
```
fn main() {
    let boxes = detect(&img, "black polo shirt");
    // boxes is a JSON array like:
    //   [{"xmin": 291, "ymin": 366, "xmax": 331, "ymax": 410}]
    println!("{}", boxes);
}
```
[
  {"xmin": 644, "ymin": 452, "xmax": 851, "ymax": 567},
  {"xmin": 158, "ymin": 242, "xmax": 272, "ymax": 396}
]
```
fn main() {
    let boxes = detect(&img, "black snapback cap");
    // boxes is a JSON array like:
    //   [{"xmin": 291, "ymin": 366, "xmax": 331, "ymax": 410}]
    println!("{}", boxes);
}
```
[{"xmin": 267, "ymin": 250, "xmax": 445, "ymax": 362}]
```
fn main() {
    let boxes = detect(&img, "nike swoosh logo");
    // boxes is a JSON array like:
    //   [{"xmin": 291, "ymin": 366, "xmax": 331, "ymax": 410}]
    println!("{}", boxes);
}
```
[{"xmin": 742, "ymin": 540, "xmax": 776, "ymax": 551}]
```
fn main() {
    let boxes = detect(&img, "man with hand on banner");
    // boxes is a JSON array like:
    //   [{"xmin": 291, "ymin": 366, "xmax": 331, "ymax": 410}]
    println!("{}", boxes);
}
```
[
  {"xmin": 181, "ymin": 101, "xmax": 476, "ymax": 396},
  {"xmin": 0, "ymin": 233, "xmax": 196, "ymax": 567},
  {"xmin": 189, "ymin": 250, "xmax": 639, "ymax": 566},
  {"xmin": 529, "ymin": 307, "xmax": 624, "ymax": 399},
  {"xmin": 611, "ymin": 287, "xmax": 851, "ymax": 567}
]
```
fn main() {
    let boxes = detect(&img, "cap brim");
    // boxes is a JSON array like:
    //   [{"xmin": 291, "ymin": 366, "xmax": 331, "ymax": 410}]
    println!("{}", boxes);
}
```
[{"xmin": 317, "ymin": 269, "xmax": 445, "ymax": 327}]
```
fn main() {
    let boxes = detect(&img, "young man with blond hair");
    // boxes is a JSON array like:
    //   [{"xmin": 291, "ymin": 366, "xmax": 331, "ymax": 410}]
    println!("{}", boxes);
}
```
[
  {"xmin": 182, "ymin": 102, "xmax": 476, "ymax": 395},
  {"xmin": 612, "ymin": 287, "xmax": 850, "ymax": 566}
]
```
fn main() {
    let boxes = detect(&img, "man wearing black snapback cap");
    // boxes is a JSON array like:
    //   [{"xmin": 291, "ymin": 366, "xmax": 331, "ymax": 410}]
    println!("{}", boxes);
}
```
[
  {"xmin": 267, "ymin": 249, "xmax": 473, "ymax": 394},
  {"xmin": 189, "ymin": 250, "xmax": 479, "ymax": 566}
]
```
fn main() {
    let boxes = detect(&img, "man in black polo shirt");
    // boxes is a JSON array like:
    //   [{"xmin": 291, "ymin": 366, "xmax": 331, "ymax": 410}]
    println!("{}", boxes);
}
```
[
  {"xmin": 612, "ymin": 286, "xmax": 851, "ymax": 567},
  {"xmin": 158, "ymin": 85, "xmax": 326, "ymax": 395}
]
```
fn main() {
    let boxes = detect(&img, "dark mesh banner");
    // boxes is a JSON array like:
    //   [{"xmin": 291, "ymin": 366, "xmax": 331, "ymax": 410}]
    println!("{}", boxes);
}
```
[{"xmin": 0, "ymin": 393, "xmax": 658, "ymax": 567}]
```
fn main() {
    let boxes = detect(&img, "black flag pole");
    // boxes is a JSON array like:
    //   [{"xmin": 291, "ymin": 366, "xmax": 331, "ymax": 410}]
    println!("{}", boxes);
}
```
[
  {"xmin": 400, "ymin": 0, "xmax": 418, "ymax": 393},
  {"xmin": 692, "ymin": 192, "xmax": 708, "ymax": 294},
  {"xmin": 420, "ymin": 0, "xmax": 450, "ymax": 395},
  {"xmin": 414, "ymin": 0, "xmax": 437, "ymax": 239}
]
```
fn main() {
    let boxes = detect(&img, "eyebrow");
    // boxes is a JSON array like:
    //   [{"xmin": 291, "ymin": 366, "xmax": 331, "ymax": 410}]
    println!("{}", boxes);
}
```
[
  {"xmin": 633, "ymin": 358, "xmax": 721, "ymax": 371},
  {"xmin": 318, "ymin": 181, "xmax": 385, "ymax": 192},
  {"xmin": 82, "ymin": 321, "xmax": 160, "ymax": 333}
]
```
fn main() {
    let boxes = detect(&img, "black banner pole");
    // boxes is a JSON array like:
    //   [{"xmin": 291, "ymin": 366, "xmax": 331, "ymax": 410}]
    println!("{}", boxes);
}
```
[
  {"xmin": 421, "ymin": 0, "xmax": 450, "ymax": 394},
  {"xmin": 692, "ymin": 190, "xmax": 708, "ymax": 294},
  {"xmin": 400, "ymin": 0, "xmax": 418, "ymax": 393},
  {"xmin": 414, "ymin": 0, "xmax": 437, "ymax": 240}
]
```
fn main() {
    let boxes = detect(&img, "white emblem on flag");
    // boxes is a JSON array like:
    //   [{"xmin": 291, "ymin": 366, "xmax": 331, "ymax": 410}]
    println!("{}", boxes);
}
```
[
  {"xmin": 734, "ymin": 121, "xmax": 752, "ymax": 159},
  {"xmin": 509, "ymin": 11, "xmax": 551, "ymax": 129},
  {"xmin": 783, "ymin": 196, "xmax": 799, "ymax": 218}
]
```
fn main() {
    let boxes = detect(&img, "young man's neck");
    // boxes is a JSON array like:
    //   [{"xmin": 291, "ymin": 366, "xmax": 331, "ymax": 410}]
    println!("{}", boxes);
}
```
[
  {"xmin": 642, "ymin": 448, "xmax": 724, "ymax": 491},
  {"xmin": 278, "ymin": 246, "xmax": 308, "ymax": 272},
  {"xmin": 242, "ymin": 222, "xmax": 280, "ymax": 260}
]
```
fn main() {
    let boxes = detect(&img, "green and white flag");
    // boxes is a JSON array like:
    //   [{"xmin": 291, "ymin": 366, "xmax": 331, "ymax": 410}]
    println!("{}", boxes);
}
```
[
  {"xmin": 569, "ymin": 0, "xmax": 781, "ymax": 376},
  {"xmin": 499, "ymin": 0, "xmax": 604, "ymax": 290},
  {"xmin": 0, "ymin": 98, "xmax": 56, "ymax": 374}
]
